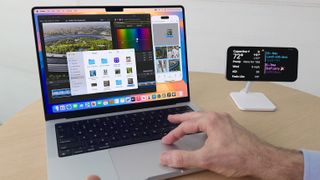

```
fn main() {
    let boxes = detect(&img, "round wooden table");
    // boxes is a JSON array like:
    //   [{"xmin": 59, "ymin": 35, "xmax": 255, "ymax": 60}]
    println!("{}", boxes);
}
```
[{"xmin": 1, "ymin": 72, "xmax": 320, "ymax": 180}]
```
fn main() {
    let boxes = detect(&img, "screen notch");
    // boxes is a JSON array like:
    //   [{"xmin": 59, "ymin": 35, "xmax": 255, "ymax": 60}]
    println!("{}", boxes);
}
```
[{"xmin": 105, "ymin": 7, "xmax": 124, "ymax": 12}]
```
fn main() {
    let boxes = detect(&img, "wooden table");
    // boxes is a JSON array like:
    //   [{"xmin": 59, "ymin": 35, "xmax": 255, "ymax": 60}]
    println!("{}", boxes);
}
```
[{"xmin": 1, "ymin": 72, "xmax": 320, "ymax": 180}]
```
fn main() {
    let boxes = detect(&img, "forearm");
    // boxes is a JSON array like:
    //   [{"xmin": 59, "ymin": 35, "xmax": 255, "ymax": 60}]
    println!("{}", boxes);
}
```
[{"xmin": 251, "ymin": 144, "xmax": 304, "ymax": 180}]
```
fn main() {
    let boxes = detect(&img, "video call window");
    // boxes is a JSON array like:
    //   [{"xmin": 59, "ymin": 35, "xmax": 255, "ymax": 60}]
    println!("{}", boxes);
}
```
[{"xmin": 38, "ymin": 14, "xmax": 156, "ymax": 104}]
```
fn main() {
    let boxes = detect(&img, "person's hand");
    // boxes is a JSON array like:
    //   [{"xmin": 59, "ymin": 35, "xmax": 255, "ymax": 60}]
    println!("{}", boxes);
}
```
[
  {"xmin": 86, "ymin": 175, "xmax": 100, "ymax": 180},
  {"xmin": 160, "ymin": 112, "xmax": 304, "ymax": 180}
]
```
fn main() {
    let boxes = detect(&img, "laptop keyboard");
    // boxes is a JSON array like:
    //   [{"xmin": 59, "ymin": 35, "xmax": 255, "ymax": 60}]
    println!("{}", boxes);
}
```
[{"xmin": 55, "ymin": 106, "xmax": 194, "ymax": 157}]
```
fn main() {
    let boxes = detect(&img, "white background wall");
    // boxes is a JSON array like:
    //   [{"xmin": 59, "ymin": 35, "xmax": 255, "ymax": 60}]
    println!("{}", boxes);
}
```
[{"xmin": 0, "ymin": 0, "xmax": 319, "ymax": 123}]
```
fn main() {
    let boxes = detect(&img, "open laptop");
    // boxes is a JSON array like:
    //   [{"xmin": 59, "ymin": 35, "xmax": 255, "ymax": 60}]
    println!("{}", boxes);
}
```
[{"xmin": 32, "ymin": 6, "xmax": 206, "ymax": 180}]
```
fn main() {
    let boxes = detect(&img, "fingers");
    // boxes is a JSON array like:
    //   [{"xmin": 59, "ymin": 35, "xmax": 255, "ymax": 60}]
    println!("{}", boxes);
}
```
[
  {"xmin": 168, "ymin": 112, "xmax": 202, "ymax": 123},
  {"xmin": 160, "ymin": 150, "xmax": 200, "ymax": 168},
  {"xmin": 162, "ymin": 119, "xmax": 201, "ymax": 144},
  {"xmin": 86, "ymin": 175, "xmax": 101, "ymax": 180}
]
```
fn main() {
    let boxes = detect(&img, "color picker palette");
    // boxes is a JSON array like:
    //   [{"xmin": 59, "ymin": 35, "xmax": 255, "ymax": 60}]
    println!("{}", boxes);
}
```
[{"xmin": 116, "ymin": 28, "xmax": 152, "ymax": 51}]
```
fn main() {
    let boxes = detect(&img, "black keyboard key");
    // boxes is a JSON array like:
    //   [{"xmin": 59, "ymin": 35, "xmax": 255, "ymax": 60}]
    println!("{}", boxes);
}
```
[
  {"xmin": 86, "ymin": 145, "xmax": 96, "ymax": 152},
  {"xmin": 72, "ymin": 147, "xmax": 84, "ymax": 155},
  {"xmin": 98, "ymin": 143, "xmax": 110, "ymax": 150},
  {"xmin": 59, "ymin": 149, "xmax": 72, "ymax": 157},
  {"xmin": 59, "ymin": 142, "xmax": 78, "ymax": 151},
  {"xmin": 58, "ymin": 137, "xmax": 77, "ymax": 144}
]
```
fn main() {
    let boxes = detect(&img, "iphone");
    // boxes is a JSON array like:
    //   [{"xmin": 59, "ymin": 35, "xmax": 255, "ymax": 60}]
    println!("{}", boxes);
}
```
[{"xmin": 151, "ymin": 15, "xmax": 183, "ymax": 82}]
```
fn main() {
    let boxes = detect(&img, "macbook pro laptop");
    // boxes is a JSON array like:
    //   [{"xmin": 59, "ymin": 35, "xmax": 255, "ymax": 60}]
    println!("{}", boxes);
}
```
[{"xmin": 32, "ymin": 6, "xmax": 206, "ymax": 180}]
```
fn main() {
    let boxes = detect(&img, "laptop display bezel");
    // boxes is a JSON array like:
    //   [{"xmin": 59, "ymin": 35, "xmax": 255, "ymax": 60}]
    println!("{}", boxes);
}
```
[{"xmin": 32, "ymin": 6, "xmax": 191, "ymax": 121}]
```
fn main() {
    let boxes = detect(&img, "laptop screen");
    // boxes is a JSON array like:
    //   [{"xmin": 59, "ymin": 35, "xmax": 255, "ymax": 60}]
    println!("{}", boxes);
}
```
[{"xmin": 32, "ymin": 6, "xmax": 190, "ymax": 119}]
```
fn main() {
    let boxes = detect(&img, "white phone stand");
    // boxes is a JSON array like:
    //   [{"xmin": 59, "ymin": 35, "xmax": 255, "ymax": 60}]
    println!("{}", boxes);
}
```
[{"xmin": 230, "ymin": 82, "xmax": 276, "ymax": 111}]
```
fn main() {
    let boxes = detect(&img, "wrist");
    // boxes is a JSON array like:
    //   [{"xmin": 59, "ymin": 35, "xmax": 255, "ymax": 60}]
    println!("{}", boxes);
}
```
[{"xmin": 251, "ymin": 144, "xmax": 304, "ymax": 180}]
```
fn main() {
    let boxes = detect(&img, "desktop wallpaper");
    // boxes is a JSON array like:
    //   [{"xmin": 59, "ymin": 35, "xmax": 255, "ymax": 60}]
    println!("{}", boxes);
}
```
[{"xmin": 33, "ymin": 7, "xmax": 188, "ymax": 115}]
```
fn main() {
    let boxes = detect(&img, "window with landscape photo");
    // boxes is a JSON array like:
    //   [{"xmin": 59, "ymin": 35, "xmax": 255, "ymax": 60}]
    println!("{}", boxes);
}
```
[
  {"xmin": 42, "ymin": 21, "xmax": 112, "ymax": 96},
  {"xmin": 43, "ymin": 21, "xmax": 112, "ymax": 55}
]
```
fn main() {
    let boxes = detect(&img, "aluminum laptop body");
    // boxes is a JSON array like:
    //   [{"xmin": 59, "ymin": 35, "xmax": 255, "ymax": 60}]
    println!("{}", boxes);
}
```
[{"xmin": 32, "ymin": 6, "xmax": 206, "ymax": 180}]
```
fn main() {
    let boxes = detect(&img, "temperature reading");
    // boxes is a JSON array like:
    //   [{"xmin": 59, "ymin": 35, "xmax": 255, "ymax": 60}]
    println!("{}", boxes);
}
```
[{"xmin": 233, "ymin": 53, "xmax": 243, "ymax": 60}]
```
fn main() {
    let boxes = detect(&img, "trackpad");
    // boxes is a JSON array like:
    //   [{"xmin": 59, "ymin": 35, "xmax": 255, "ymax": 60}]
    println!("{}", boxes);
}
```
[{"xmin": 109, "ymin": 133, "xmax": 207, "ymax": 180}]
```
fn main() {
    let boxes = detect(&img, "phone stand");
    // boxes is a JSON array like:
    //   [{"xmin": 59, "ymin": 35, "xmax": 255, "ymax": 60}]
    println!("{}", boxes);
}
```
[{"xmin": 230, "ymin": 82, "xmax": 276, "ymax": 111}]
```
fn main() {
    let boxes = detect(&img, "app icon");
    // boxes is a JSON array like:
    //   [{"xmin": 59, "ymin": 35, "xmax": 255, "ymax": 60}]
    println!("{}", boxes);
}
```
[
  {"xmin": 157, "ymin": 94, "xmax": 161, "ymax": 99},
  {"xmin": 179, "ymin": 91, "xmax": 184, "ymax": 97},
  {"xmin": 120, "ymin": 98, "xmax": 125, "ymax": 103},
  {"xmin": 167, "ymin": 92, "xmax": 172, "ymax": 97},
  {"xmin": 88, "ymin": 59, "xmax": 95, "ymax": 65},
  {"xmin": 79, "ymin": 103, "xmax": 85, "ymax": 109},
  {"xmin": 126, "ymin": 97, "xmax": 131, "ymax": 103},
  {"xmin": 97, "ymin": 101, "xmax": 103, "ymax": 106},
  {"xmin": 131, "ymin": 97, "xmax": 135, "ymax": 102},
  {"xmin": 114, "ymin": 98, "xmax": 119, "ymax": 104},
  {"xmin": 172, "ymin": 92, "xmax": 176, "ymax": 97},
  {"xmin": 91, "ymin": 82, "xmax": 97, "ymax": 87},
  {"xmin": 162, "ymin": 93, "xmax": 166, "ymax": 98},
  {"xmin": 103, "ymin": 69, "xmax": 108, "ymax": 76},
  {"xmin": 115, "ymin": 69, "xmax": 121, "ymax": 75},
  {"xmin": 116, "ymin": 80, "xmax": 122, "ymax": 86},
  {"xmin": 103, "ymin": 100, "xmax": 108, "ymax": 106},
  {"xmin": 166, "ymin": 28, "xmax": 173, "ymax": 36},
  {"xmin": 101, "ymin": 58, "xmax": 108, "ymax": 64},
  {"xmin": 59, "ymin": 105, "xmax": 66, "ymax": 111},
  {"xmin": 152, "ymin": 94, "xmax": 157, "ymax": 99},
  {"xmin": 142, "ymin": 96, "xmax": 146, "ymax": 101},
  {"xmin": 53, "ymin": 105, "xmax": 59, "ymax": 112},
  {"xmin": 91, "ymin": 101, "xmax": 97, "ymax": 107},
  {"xmin": 136, "ymin": 96, "xmax": 141, "ymax": 101},
  {"xmin": 126, "ymin": 56, "xmax": 131, "ymax": 62},
  {"xmin": 109, "ymin": 99, "xmax": 114, "ymax": 104},
  {"xmin": 127, "ymin": 67, "xmax": 133, "ymax": 74},
  {"xmin": 89, "ymin": 70, "xmax": 97, "ymax": 77},
  {"xmin": 72, "ymin": 103, "xmax": 78, "ymax": 109},
  {"xmin": 85, "ymin": 102, "xmax": 91, "ymax": 108},
  {"xmin": 103, "ymin": 80, "xmax": 110, "ymax": 87},
  {"xmin": 127, "ymin": 78, "xmax": 134, "ymax": 86},
  {"xmin": 66, "ymin": 104, "xmax": 72, "ymax": 110},
  {"xmin": 114, "ymin": 57, "xmax": 120, "ymax": 63}
]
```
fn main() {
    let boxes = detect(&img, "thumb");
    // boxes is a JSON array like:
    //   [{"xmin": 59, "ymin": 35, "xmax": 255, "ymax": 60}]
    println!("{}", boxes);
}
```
[{"xmin": 160, "ymin": 150, "xmax": 199, "ymax": 168}]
